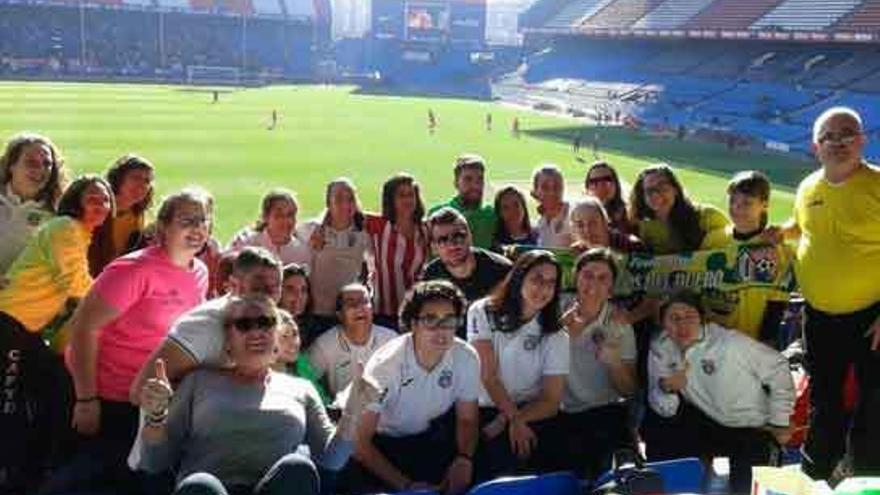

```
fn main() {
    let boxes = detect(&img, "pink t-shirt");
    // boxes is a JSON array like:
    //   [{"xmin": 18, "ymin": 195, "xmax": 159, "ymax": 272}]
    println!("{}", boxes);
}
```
[{"xmin": 92, "ymin": 246, "xmax": 208, "ymax": 402}]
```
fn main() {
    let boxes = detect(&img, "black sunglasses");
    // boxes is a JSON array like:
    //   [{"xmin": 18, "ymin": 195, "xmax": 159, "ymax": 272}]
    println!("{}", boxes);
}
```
[
  {"xmin": 227, "ymin": 315, "xmax": 277, "ymax": 333},
  {"xmin": 433, "ymin": 231, "xmax": 468, "ymax": 246}
]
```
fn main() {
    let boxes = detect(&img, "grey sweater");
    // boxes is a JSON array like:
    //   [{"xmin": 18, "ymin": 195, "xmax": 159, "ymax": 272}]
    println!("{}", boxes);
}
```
[{"xmin": 137, "ymin": 369, "xmax": 352, "ymax": 486}]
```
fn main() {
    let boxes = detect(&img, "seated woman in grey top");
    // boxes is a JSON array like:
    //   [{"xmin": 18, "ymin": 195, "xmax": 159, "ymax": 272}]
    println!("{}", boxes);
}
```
[{"xmin": 135, "ymin": 295, "xmax": 376, "ymax": 495}]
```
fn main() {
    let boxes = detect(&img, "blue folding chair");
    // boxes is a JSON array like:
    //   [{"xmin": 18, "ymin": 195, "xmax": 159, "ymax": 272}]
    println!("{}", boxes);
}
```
[
  {"xmin": 592, "ymin": 457, "xmax": 705, "ymax": 494},
  {"xmin": 467, "ymin": 471, "xmax": 581, "ymax": 495}
]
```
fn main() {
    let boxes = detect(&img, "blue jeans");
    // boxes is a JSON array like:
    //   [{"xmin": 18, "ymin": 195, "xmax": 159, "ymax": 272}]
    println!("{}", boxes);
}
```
[{"xmin": 174, "ymin": 453, "xmax": 319, "ymax": 495}]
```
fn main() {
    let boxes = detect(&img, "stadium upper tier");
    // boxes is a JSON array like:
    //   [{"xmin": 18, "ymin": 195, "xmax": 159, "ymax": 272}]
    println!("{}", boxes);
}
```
[
  {"xmin": 524, "ymin": 0, "xmax": 880, "ymax": 35},
  {"xmin": 0, "ymin": 0, "xmax": 325, "ymax": 18},
  {"xmin": 516, "ymin": 38, "xmax": 880, "ymax": 159}
]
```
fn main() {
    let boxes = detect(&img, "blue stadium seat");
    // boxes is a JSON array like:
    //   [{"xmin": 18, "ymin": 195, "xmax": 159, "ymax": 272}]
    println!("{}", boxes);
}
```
[
  {"xmin": 467, "ymin": 472, "xmax": 582, "ymax": 495},
  {"xmin": 592, "ymin": 457, "xmax": 705, "ymax": 494}
]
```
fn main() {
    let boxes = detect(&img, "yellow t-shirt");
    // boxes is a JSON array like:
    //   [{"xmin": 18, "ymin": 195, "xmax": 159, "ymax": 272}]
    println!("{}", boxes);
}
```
[
  {"xmin": 793, "ymin": 164, "xmax": 880, "ymax": 314},
  {"xmin": 0, "ymin": 216, "xmax": 93, "ymax": 332},
  {"xmin": 703, "ymin": 226, "xmax": 792, "ymax": 340},
  {"xmin": 639, "ymin": 204, "xmax": 730, "ymax": 254}
]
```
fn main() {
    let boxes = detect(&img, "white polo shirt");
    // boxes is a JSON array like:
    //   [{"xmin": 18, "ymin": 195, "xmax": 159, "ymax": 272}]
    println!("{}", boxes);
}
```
[
  {"xmin": 365, "ymin": 333, "xmax": 480, "ymax": 437},
  {"xmin": 563, "ymin": 303, "xmax": 636, "ymax": 413},
  {"xmin": 227, "ymin": 228, "xmax": 312, "ymax": 268},
  {"xmin": 167, "ymin": 296, "xmax": 230, "ymax": 366},
  {"xmin": 466, "ymin": 298, "xmax": 569, "ymax": 407},
  {"xmin": 299, "ymin": 221, "xmax": 370, "ymax": 316},
  {"xmin": 308, "ymin": 323, "xmax": 397, "ymax": 397},
  {"xmin": 535, "ymin": 201, "xmax": 572, "ymax": 249}
]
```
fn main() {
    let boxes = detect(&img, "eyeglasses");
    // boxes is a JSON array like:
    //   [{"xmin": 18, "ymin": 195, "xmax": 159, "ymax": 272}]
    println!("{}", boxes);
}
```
[
  {"xmin": 817, "ymin": 132, "xmax": 860, "ymax": 146},
  {"xmin": 227, "ymin": 315, "xmax": 277, "ymax": 333},
  {"xmin": 174, "ymin": 214, "xmax": 210, "ymax": 229},
  {"xmin": 433, "ymin": 231, "xmax": 468, "ymax": 247},
  {"xmin": 414, "ymin": 315, "xmax": 463, "ymax": 330},
  {"xmin": 587, "ymin": 176, "xmax": 614, "ymax": 187}
]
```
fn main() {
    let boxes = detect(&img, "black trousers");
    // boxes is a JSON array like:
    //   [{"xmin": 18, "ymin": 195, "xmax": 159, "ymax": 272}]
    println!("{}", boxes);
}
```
[
  {"xmin": 543, "ymin": 403, "xmax": 634, "ymax": 481},
  {"xmin": 40, "ymin": 400, "xmax": 140, "ymax": 494},
  {"xmin": 642, "ymin": 401, "xmax": 775, "ymax": 494},
  {"xmin": 341, "ymin": 407, "xmax": 457, "ymax": 494},
  {"xmin": 474, "ymin": 407, "xmax": 557, "ymax": 482},
  {"xmin": 802, "ymin": 301, "xmax": 880, "ymax": 479},
  {"xmin": 0, "ymin": 312, "xmax": 75, "ymax": 495}
]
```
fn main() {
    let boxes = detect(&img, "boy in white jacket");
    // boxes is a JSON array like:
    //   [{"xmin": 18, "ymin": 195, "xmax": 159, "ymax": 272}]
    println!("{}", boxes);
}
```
[{"xmin": 644, "ymin": 290, "xmax": 795, "ymax": 493}]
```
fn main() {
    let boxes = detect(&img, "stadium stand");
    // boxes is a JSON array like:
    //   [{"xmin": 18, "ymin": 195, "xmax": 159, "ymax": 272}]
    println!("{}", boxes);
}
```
[
  {"xmin": 0, "ymin": 0, "xmax": 317, "ymax": 79},
  {"xmin": 124, "ymin": 0, "xmax": 156, "ymax": 8},
  {"xmin": 750, "ymin": 0, "xmax": 865, "ymax": 31},
  {"xmin": 252, "ymin": 0, "xmax": 282, "ymax": 16},
  {"xmin": 519, "ymin": 0, "xmax": 580, "ymax": 29},
  {"xmin": 835, "ymin": 0, "xmax": 880, "ymax": 31},
  {"xmin": 156, "ymin": 0, "xmax": 193, "ymax": 10},
  {"xmin": 580, "ymin": 0, "xmax": 665, "ymax": 28},
  {"xmin": 284, "ymin": 0, "xmax": 315, "ymax": 20},
  {"xmin": 633, "ymin": 0, "xmax": 717, "ymax": 30},
  {"xmin": 543, "ymin": 0, "xmax": 610, "ymax": 30},
  {"xmin": 684, "ymin": 0, "xmax": 785, "ymax": 30},
  {"xmin": 510, "ymin": 34, "xmax": 880, "ymax": 159}
]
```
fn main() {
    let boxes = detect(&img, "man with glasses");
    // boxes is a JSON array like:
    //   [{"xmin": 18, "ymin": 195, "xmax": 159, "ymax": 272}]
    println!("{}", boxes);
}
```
[
  {"xmin": 771, "ymin": 107, "xmax": 880, "ymax": 480},
  {"xmin": 421, "ymin": 208, "xmax": 511, "ymax": 337},
  {"xmin": 348, "ymin": 280, "xmax": 479, "ymax": 494},
  {"xmin": 309, "ymin": 284, "xmax": 397, "ymax": 401},
  {"xmin": 429, "ymin": 154, "xmax": 497, "ymax": 249}
]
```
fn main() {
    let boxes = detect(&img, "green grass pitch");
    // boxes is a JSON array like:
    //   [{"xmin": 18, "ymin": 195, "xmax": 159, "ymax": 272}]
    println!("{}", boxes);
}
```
[{"xmin": 0, "ymin": 82, "xmax": 817, "ymax": 243}]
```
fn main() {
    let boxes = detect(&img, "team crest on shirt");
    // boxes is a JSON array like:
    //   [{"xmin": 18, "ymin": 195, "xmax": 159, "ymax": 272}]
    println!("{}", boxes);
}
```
[
  {"xmin": 735, "ymin": 245, "xmax": 778, "ymax": 284},
  {"xmin": 701, "ymin": 359, "xmax": 716, "ymax": 375},
  {"xmin": 438, "ymin": 369, "xmax": 453, "ymax": 389},
  {"xmin": 523, "ymin": 335, "xmax": 540, "ymax": 351}
]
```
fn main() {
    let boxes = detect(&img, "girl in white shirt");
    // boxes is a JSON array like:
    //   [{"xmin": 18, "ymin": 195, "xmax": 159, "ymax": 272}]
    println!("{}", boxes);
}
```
[
  {"xmin": 228, "ymin": 189, "xmax": 311, "ymax": 268},
  {"xmin": 301, "ymin": 179, "xmax": 370, "ymax": 334},
  {"xmin": 466, "ymin": 250, "xmax": 569, "ymax": 479}
]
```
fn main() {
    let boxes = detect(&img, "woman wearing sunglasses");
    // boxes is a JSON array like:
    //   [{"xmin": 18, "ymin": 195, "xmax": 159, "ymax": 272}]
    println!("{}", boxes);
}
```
[
  {"xmin": 349, "ymin": 280, "xmax": 480, "ymax": 495},
  {"xmin": 584, "ymin": 161, "xmax": 633, "ymax": 236},
  {"xmin": 136, "ymin": 296, "xmax": 372, "ymax": 495}
]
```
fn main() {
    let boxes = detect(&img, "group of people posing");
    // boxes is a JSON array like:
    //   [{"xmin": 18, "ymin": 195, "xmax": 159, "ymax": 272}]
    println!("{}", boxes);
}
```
[{"xmin": 0, "ymin": 105, "xmax": 878, "ymax": 495}]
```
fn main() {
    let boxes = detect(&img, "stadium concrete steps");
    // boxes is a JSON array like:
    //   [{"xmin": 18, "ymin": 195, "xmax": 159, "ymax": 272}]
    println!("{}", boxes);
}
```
[
  {"xmin": 520, "ymin": 0, "xmax": 582, "ymax": 29},
  {"xmin": 684, "ymin": 0, "xmax": 785, "ymax": 30},
  {"xmin": 750, "ymin": 0, "xmax": 865, "ymax": 31},
  {"xmin": 581, "ymin": 0, "xmax": 666, "ymax": 29},
  {"xmin": 632, "ymin": 0, "xmax": 716, "ymax": 29},
  {"xmin": 544, "ymin": 0, "xmax": 612, "ymax": 29},
  {"xmin": 834, "ymin": 0, "xmax": 880, "ymax": 30}
]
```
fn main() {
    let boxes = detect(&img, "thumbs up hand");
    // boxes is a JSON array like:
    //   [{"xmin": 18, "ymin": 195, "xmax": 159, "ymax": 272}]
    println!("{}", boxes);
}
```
[{"xmin": 140, "ymin": 359, "xmax": 173, "ymax": 419}]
